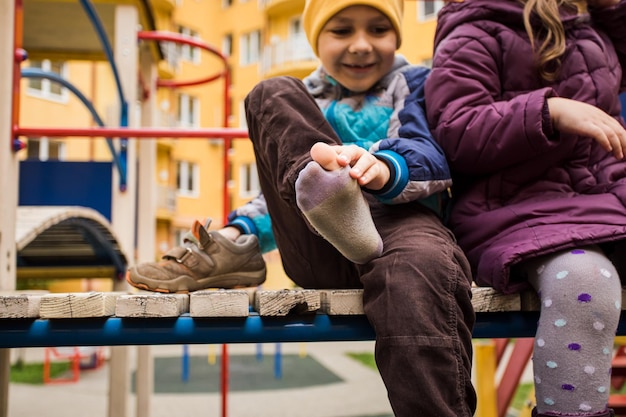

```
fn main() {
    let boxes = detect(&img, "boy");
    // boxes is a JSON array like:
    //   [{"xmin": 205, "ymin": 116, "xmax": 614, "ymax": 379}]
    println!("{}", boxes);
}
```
[{"xmin": 128, "ymin": 1, "xmax": 476, "ymax": 415}]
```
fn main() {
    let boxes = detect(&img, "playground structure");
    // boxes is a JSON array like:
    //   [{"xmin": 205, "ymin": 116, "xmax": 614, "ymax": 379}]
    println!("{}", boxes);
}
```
[
  {"xmin": 3, "ymin": 1, "xmax": 626, "ymax": 417},
  {"xmin": 1, "ymin": 0, "xmax": 246, "ymax": 416}
]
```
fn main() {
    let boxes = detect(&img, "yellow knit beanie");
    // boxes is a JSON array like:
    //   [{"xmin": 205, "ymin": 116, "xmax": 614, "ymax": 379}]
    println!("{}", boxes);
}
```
[{"xmin": 303, "ymin": 0, "xmax": 403, "ymax": 56}]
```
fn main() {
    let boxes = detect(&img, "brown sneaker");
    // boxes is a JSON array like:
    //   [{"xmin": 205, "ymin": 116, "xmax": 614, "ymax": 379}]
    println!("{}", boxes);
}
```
[{"xmin": 126, "ymin": 219, "xmax": 266, "ymax": 293}]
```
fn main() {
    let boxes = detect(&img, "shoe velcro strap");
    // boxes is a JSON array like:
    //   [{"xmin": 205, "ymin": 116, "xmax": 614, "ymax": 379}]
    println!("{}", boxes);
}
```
[{"xmin": 162, "ymin": 246, "xmax": 193, "ymax": 264}]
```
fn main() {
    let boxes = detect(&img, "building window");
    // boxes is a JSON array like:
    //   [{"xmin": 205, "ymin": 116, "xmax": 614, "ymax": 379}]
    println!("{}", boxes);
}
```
[
  {"xmin": 240, "ymin": 30, "xmax": 261, "ymax": 65},
  {"xmin": 26, "ymin": 137, "xmax": 66, "ymax": 161},
  {"xmin": 418, "ymin": 0, "xmax": 444, "ymax": 21},
  {"xmin": 174, "ymin": 229, "xmax": 187, "ymax": 246},
  {"xmin": 239, "ymin": 162, "xmax": 259, "ymax": 198},
  {"xmin": 177, "ymin": 26, "xmax": 201, "ymax": 63},
  {"xmin": 222, "ymin": 33, "xmax": 233, "ymax": 57},
  {"xmin": 27, "ymin": 59, "xmax": 68, "ymax": 102},
  {"xmin": 176, "ymin": 93, "xmax": 200, "ymax": 128},
  {"xmin": 289, "ymin": 17, "xmax": 303, "ymax": 38},
  {"xmin": 176, "ymin": 161, "xmax": 199, "ymax": 196}
]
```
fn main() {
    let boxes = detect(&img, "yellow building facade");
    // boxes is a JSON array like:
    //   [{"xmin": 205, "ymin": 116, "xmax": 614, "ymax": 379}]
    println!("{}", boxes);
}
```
[{"xmin": 17, "ymin": 0, "xmax": 444, "ymax": 289}]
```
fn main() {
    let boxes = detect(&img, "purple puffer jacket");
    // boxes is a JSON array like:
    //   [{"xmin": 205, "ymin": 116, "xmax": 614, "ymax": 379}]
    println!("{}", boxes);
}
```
[{"xmin": 425, "ymin": 0, "xmax": 626, "ymax": 294}]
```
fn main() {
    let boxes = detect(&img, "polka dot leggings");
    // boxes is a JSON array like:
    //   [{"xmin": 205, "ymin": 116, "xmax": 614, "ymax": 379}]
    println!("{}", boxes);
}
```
[{"xmin": 521, "ymin": 246, "xmax": 621, "ymax": 416}]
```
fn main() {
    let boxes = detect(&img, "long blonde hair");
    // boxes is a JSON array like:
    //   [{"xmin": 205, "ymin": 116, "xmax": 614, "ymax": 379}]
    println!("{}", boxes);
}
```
[{"xmin": 521, "ymin": 0, "xmax": 584, "ymax": 80}]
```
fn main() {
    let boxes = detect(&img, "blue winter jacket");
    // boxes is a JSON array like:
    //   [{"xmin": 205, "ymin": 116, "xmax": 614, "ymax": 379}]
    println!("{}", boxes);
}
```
[{"xmin": 228, "ymin": 55, "xmax": 452, "ymax": 253}]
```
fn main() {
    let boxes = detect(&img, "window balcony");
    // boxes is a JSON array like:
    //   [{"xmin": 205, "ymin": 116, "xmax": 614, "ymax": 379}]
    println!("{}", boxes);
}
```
[
  {"xmin": 156, "ymin": 185, "xmax": 177, "ymax": 218},
  {"xmin": 261, "ymin": 35, "xmax": 317, "ymax": 78},
  {"xmin": 262, "ymin": 0, "xmax": 305, "ymax": 17}
]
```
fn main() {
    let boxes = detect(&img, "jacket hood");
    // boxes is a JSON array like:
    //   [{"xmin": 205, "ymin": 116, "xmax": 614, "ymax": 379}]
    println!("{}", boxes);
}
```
[{"xmin": 434, "ymin": 0, "xmax": 583, "ymax": 48}]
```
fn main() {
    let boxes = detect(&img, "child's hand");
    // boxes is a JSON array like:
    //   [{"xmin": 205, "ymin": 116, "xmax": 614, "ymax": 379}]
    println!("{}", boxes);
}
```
[
  {"xmin": 547, "ymin": 97, "xmax": 626, "ymax": 160},
  {"xmin": 339, "ymin": 145, "xmax": 391, "ymax": 190},
  {"xmin": 310, "ymin": 142, "xmax": 390, "ymax": 190}
]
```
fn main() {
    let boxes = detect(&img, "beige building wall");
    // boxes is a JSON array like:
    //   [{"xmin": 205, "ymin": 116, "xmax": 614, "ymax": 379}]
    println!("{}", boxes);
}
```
[
  {"xmin": 20, "ymin": 60, "xmax": 95, "ymax": 160},
  {"xmin": 399, "ymin": 1, "xmax": 441, "ymax": 66}
]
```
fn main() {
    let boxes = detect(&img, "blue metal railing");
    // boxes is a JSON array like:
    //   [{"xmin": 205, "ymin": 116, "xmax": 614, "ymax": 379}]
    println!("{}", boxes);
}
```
[{"xmin": 0, "ymin": 311, "xmax": 557, "ymax": 349}]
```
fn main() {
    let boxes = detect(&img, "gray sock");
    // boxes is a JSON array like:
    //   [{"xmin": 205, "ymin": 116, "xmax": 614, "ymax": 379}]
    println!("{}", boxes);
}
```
[{"xmin": 295, "ymin": 161, "xmax": 383, "ymax": 264}]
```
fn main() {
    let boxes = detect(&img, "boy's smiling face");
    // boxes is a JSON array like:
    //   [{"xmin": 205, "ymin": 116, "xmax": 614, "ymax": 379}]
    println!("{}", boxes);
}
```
[{"xmin": 317, "ymin": 5, "xmax": 398, "ymax": 93}]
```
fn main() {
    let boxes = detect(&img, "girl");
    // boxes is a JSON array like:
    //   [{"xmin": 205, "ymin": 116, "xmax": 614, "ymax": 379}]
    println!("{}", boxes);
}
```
[{"xmin": 426, "ymin": 0, "xmax": 626, "ymax": 416}]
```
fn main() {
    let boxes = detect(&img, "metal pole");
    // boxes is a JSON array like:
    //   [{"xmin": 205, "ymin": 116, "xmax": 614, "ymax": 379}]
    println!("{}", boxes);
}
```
[
  {"xmin": 0, "ymin": 0, "xmax": 20, "ymax": 413},
  {"xmin": 15, "ymin": 126, "xmax": 249, "ymax": 138}
]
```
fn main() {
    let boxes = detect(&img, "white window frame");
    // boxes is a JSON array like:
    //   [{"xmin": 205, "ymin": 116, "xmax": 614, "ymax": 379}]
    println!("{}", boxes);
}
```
[
  {"xmin": 177, "ymin": 26, "xmax": 201, "ymax": 64},
  {"xmin": 26, "ymin": 137, "xmax": 67, "ymax": 161},
  {"xmin": 176, "ymin": 93, "xmax": 200, "ymax": 128},
  {"xmin": 239, "ymin": 162, "xmax": 260, "ymax": 198},
  {"xmin": 238, "ymin": 100, "xmax": 247, "ymax": 129},
  {"xmin": 240, "ymin": 30, "xmax": 261, "ymax": 66},
  {"xmin": 222, "ymin": 33, "xmax": 233, "ymax": 57},
  {"xmin": 289, "ymin": 16, "xmax": 303, "ymax": 38},
  {"xmin": 418, "ymin": 0, "xmax": 444, "ymax": 22},
  {"xmin": 174, "ymin": 229, "xmax": 187, "ymax": 246},
  {"xmin": 176, "ymin": 160, "xmax": 200, "ymax": 197},
  {"xmin": 26, "ymin": 59, "xmax": 69, "ymax": 103}
]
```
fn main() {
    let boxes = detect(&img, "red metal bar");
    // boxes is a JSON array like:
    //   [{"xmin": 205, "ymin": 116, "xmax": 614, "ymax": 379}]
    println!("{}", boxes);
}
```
[
  {"xmin": 137, "ymin": 31, "xmax": 229, "ymax": 89},
  {"xmin": 220, "ymin": 40, "xmax": 231, "ymax": 417},
  {"xmin": 158, "ymin": 72, "xmax": 224, "ymax": 89},
  {"xmin": 222, "ymin": 68, "xmax": 232, "ymax": 224},
  {"xmin": 495, "ymin": 338, "xmax": 510, "ymax": 363},
  {"xmin": 15, "ymin": 126, "xmax": 249, "ymax": 139},
  {"xmin": 11, "ymin": 0, "xmax": 24, "ymax": 151},
  {"xmin": 137, "ymin": 31, "xmax": 228, "ymax": 63},
  {"xmin": 497, "ymin": 338, "xmax": 534, "ymax": 417},
  {"xmin": 612, "ymin": 345, "xmax": 626, "ymax": 390},
  {"xmin": 221, "ymin": 344, "xmax": 229, "ymax": 417}
]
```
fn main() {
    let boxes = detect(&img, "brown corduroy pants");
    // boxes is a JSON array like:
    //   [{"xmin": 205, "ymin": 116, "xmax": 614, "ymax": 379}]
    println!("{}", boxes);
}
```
[{"xmin": 244, "ymin": 76, "xmax": 477, "ymax": 417}]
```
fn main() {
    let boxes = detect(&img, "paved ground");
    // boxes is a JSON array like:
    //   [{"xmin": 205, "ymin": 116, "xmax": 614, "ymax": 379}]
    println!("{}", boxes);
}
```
[{"xmin": 7, "ymin": 341, "xmax": 395, "ymax": 417}]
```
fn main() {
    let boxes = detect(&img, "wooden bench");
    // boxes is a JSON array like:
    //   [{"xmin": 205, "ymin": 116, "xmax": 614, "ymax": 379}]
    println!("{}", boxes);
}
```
[
  {"xmin": 7, "ymin": 286, "xmax": 626, "ymax": 348},
  {"xmin": 4, "ymin": 287, "xmax": 626, "ymax": 417},
  {"xmin": 0, "ymin": 286, "xmax": 565, "ymax": 348}
]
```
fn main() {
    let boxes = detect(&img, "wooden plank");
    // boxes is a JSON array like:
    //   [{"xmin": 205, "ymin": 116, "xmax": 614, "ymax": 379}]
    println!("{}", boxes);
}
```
[
  {"xmin": 189, "ymin": 289, "xmax": 250, "ymax": 317},
  {"xmin": 0, "ymin": 291, "xmax": 47, "ymax": 318},
  {"xmin": 320, "ymin": 289, "xmax": 364, "ymax": 315},
  {"xmin": 39, "ymin": 291, "xmax": 119, "ymax": 318},
  {"xmin": 471, "ymin": 287, "xmax": 521, "ymax": 313},
  {"xmin": 254, "ymin": 289, "xmax": 320, "ymax": 316},
  {"xmin": 115, "ymin": 293, "xmax": 189, "ymax": 317},
  {"xmin": 0, "ymin": 287, "xmax": 566, "ymax": 318}
]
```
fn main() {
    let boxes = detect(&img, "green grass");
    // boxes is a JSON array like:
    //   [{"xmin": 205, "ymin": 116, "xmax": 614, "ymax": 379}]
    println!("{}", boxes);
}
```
[
  {"xmin": 10, "ymin": 360, "xmax": 72, "ymax": 384},
  {"xmin": 346, "ymin": 352, "xmax": 377, "ymax": 370},
  {"xmin": 510, "ymin": 382, "xmax": 533, "ymax": 411}
]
